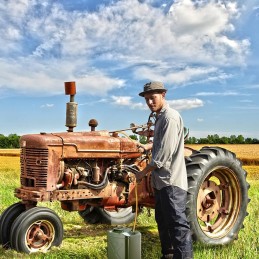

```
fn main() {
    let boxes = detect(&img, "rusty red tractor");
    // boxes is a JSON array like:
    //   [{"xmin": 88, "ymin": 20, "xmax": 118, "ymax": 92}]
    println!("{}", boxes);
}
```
[{"xmin": 0, "ymin": 82, "xmax": 249, "ymax": 254}]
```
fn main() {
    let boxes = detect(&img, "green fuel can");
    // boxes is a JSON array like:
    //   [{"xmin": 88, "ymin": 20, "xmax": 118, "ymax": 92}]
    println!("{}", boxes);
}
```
[{"xmin": 107, "ymin": 227, "xmax": 141, "ymax": 259}]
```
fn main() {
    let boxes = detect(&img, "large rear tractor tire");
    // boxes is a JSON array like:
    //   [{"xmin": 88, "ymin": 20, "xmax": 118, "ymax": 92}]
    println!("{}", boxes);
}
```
[
  {"xmin": 186, "ymin": 146, "xmax": 250, "ymax": 245},
  {"xmin": 79, "ymin": 206, "xmax": 135, "ymax": 225},
  {"xmin": 10, "ymin": 207, "xmax": 63, "ymax": 254}
]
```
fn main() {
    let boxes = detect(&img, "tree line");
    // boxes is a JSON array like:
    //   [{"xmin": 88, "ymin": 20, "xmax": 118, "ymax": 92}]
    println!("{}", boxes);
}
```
[
  {"xmin": 0, "ymin": 134, "xmax": 20, "ymax": 148},
  {"xmin": 185, "ymin": 134, "xmax": 259, "ymax": 144},
  {"xmin": 130, "ymin": 134, "xmax": 259, "ymax": 145},
  {"xmin": 0, "ymin": 133, "xmax": 259, "ymax": 149}
]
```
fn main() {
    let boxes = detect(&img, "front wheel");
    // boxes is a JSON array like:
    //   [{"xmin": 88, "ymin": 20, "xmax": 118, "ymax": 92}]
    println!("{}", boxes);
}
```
[
  {"xmin": 0, "ymin": 202, "xmax": 26, "ymax": 248},
  {"xmin": 186, "ymin": 146, "xmax": 250, "ymax": 245},
  {"xmin": 10, "ymin": 207, "xmax": 63, "ymax": 254}
]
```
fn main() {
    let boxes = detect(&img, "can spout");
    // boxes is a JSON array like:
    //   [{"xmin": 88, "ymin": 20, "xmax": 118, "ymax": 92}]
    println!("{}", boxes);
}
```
[{"xmin": 65, "ymin": 81, "xmax": 78, "ymax": 132}]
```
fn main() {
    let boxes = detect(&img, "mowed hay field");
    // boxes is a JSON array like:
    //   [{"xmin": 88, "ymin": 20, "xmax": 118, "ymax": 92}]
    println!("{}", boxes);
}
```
[
  {"xmin": 0, "ymin": 145, "xmax": 259, "ymax": 259},
  {"xmin": 186, "ymin": 144, "xmax": 259, "ymax": 164}
]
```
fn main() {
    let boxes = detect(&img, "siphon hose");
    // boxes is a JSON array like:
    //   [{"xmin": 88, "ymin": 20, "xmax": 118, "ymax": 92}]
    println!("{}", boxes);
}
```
[{"xmin": 132, "ymin": 182, "xmax": 138, "ymax": 232}]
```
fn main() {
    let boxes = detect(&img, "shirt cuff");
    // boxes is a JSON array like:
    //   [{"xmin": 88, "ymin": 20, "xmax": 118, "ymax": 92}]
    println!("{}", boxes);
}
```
[{"xmin": 149, "ymin": 159, "xmax": 163, "ymax": 169}]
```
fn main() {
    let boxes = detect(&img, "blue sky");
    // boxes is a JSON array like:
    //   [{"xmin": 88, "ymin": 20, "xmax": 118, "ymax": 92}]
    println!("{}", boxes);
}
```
[{"xmin": 0, "ymin": 0, "xmax": 258, "ymax": 138}]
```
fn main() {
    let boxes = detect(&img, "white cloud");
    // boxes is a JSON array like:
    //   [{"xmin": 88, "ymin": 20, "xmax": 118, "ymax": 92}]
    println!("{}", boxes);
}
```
[
  {"xmin": 167, "ymin": 98, "xmax": 204, "ymax": 111},
  {"xmin": 133, "ymin": 65, "xmax": 222, "ymax": 86},
  {"xmin": 0, "ymin": 58, "xmax": 125, "ymax": 96},
  {"xmin": 111, "ymin": 96, "xmax": 132, "ymax": 106},
  {"xmin": 169, "ymin": 0, "xmax": 238, "ymax": 35},
  {"xmin": 195, "ymin": 91, "xmax": 240, "ymax": 96},
  {"xmin": 111, "ymin": 96, "xmax": 146, "ymax": 110},
  {"xmin": 110, "ymin": 96, "xmax": 204, "ymax": 111},
  {"xmin": 197, "ymin": 118, "xmax": 204, "ymax": 122},
  {"xmin": 0, "ymin": 0, "xmax": 250, "ymax": 96},
  {"xmin": 41, "ymin": 103, "xmax": 54, "ymax": 108},
  {"xmin": 239, "ymin": 99, "xmax": 252, "ymax": 103}
]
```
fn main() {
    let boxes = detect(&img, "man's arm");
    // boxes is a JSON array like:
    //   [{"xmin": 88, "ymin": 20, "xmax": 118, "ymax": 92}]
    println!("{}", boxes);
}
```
[
  {"xmin": 150, "ymin": 117, "xmax": 179, "ymax": 169},
  {"xmin": 136, "ymin": 164, "xmax": 156, "ymax": 183},
  {"xmin": 137, "ymin": 142, "xmax": 153, "ymax": 153}
]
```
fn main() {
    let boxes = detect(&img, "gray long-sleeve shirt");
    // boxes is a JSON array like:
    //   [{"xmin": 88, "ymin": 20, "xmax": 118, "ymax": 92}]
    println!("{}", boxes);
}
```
[{"xmin": 149, "ymin": 103, "xmax": 188, "ymax": 191}]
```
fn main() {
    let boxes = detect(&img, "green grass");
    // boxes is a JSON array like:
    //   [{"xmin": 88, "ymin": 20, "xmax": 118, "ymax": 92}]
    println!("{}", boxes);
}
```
[{"xmin": 0, "ymin": 157, "xmax": 259, "ymax": 259}]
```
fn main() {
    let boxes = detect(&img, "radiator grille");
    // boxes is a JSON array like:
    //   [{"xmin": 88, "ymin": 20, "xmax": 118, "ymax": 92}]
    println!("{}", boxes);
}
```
[{"xmin": 20, "ymin": 148, "xmax": 49, "ymax": 188}]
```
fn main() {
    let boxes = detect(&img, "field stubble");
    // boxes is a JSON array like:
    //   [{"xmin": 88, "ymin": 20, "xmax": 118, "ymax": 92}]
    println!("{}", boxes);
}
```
[
  {"xmin": 187, "ymin": 144, "xmax": 259, "ymax": 165},
  {"xmin": 0, "ymin": 145, "xmax": 259, "ymax": 258}
]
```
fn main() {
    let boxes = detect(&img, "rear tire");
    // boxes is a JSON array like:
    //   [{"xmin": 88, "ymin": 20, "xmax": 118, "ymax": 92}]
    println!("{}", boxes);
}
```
[
  {"xmin": 79, "ymin": 206, "xmax": 135, "ymax": 225},
  {"xmin": 186, "ymin": 146, "xmax": 250, "ymax": 245}
]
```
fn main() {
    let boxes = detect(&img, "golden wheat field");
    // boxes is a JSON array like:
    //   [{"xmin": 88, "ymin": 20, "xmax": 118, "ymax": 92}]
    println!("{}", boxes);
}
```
[
  {"xmin": 1, "ymin": 144, "xmax": 259, "ymax": 161},
  {"xmin": 186, "ymin": 144, "xmax": 259, "ymax": 159},
  {"xmin": 186, "ymin": 144, "xmax": 259, "ymax": 165}
]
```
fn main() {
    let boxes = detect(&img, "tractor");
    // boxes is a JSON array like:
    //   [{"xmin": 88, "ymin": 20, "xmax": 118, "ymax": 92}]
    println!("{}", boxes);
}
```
[{"xmin": 0, "ymin": 82, "xmax": 250, "ymax": 254}]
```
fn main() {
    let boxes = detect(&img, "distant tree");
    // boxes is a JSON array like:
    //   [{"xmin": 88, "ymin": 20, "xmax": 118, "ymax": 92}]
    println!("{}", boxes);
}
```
[
  {"xmin": 185, "ymin": 135, "xmax": 259, "ymax": 144},
  {"xmin": 208, "ymin": 134, "xmax": 220, "ymax": 144},
  {"xmin": 0, "ymin": 135, "xmax": 9, "ymax": 148},
  {"xmin": 245, "ymin": 137, "xmax": 253, "ymax": 144},
  {"xmin": 185, "ymin": 137, "xmax": 197, "ymax": 144},
  {"xmin": 8, "ymin": 134, "xmax": 20, "ymax": 148},
  {"xmin": 236, "ymin": 135, "xmax": 245, "ymax": 144},
  {"xmin": 220, "ymin": 136, "xmax": 229, "ymax": 144},
  {"xmin": 129, "ymin": 134, "xmax": 147, "ymax": 144},
  {"xmin": 129, "ymin": 135, "xmax": 138, "ymax": 141},
  {"xmin": 207, "ymin": 135, "xmax": 213, "ymax": 144},
  {"xmin": 139, "ymin": 135, "xmax": 148, "ymax": 144},
  {"xmin": 0, "ymin": 134, "xmax": 20, "ymax": 148},
  {"xmin": 198, "ymin": 137, "xmax": 209, "ymax": 144},
  {"xmin": 252, "ymin": 138, "xmax": 259, "ymax": 144},
  {"xmin": 229, "ymin": 135, "xmax": 237, "ymax": 144}
]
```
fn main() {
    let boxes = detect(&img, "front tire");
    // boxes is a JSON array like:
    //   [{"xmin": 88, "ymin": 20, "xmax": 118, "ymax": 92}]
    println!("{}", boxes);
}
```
[
  {"xmin": 10, "ymin": 207, "xmax": 63, "ymax": 253},
  {"xmin": 186, "ymin": 146, "xmax": 250, "ymax": 245},
  {"xmin": 0, "ymin": 202, "xmax": 26, "ymax": 248}
]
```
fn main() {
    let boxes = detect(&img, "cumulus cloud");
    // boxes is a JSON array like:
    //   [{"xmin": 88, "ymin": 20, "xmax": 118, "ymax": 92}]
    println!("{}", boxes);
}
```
[
  {"xmin": 167, "ymin": 98, "xmax": 204, "ymax": 111},
  {"xmin": 111, "ymin": 96, "xmax": 146, "ymax": 110},
  {"xmin": 195, "ymin": 91, "xmax": 249, "ymax": 96},
  {"xmin": 0, "ymin": 0, "xmax": 250, "ymax": 97},
  {"xmin": 133, "ymin": 65, "xmax": 222, "ymax": 86},
  {"xmin": 41, "ymin": 103, "xmax": 54, "ymax": 108},
  {"xmin": 0, "ymin": 58, "xmax": 124, "ymax": 96},
  {"xmin": 195, "ymin": 91, "xmax": 238, "ymax": 96},
  {"xmin": 110, "ymin": 95, "xmax": 204, "ymax": 111}
]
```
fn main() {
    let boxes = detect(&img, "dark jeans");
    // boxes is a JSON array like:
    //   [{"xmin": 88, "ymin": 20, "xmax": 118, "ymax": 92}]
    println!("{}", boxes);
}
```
[{"xmin": 155, "ymin": 185, "xmax": 193, "ymax": 259}]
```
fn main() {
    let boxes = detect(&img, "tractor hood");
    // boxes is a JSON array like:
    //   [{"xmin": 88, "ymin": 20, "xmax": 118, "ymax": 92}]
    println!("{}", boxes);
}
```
[{"xmin": 20, "ymin": 130, "xmax": 141, "ymax": 159}]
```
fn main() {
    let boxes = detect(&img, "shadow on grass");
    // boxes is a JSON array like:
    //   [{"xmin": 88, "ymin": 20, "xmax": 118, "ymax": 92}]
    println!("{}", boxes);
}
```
[
  {"xmin": 63, "ymin": 223, "xmax": 158, "ymax": 239},
  {"xmin": 62, "ymin": 223, "xmax": 161, "ymax": 259}
]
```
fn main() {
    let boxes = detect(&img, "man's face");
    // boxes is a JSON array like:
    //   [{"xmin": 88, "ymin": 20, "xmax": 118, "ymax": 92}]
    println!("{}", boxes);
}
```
[{"xmin": 144, "ymin": 91, "xmax": 165, "ymax": 113}]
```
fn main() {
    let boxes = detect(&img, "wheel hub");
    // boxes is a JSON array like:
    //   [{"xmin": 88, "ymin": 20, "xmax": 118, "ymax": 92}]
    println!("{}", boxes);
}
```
[
  {"xmin": 197, "ymin": 181, "xmax": 221, "ymax": 222},
  {"xmin": 26, "ymin": 221, "xmax": 53, "ymax": 249}
]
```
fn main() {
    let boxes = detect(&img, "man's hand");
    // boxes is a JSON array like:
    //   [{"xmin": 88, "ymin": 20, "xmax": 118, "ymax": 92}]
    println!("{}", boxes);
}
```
[{"xmin": 137, "ymin": 142, "xmax": 153, "ymax": 153}]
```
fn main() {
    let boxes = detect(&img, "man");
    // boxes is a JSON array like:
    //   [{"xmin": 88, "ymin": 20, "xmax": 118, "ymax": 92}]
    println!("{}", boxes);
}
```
[{"xmin": 136, "ymin": 82, "xmax": 193, "ymax": 259}]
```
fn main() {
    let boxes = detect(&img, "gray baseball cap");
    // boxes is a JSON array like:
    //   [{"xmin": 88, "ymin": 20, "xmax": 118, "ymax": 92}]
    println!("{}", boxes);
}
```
[{"xmin": 139, "ymin": 81, "xmax": 167, "ymax": 97}]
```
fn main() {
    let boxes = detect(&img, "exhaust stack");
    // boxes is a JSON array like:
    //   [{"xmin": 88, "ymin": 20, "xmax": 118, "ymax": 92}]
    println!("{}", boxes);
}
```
[{"xmin": 65, "ymin": 81, "xmax": 78, "ymax": 132}]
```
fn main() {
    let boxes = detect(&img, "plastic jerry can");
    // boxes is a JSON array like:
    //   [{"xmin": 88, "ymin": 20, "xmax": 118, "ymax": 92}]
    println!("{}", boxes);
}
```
[{"xmin": 107, "ymin": 227, "xmax": 141, "ymax": 259}]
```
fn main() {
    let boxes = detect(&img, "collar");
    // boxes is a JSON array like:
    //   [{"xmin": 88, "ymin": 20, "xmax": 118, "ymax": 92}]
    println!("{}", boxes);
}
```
[{"xmin": 155, "ymin": 102, "xmax": 168, "ymax": 120}]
